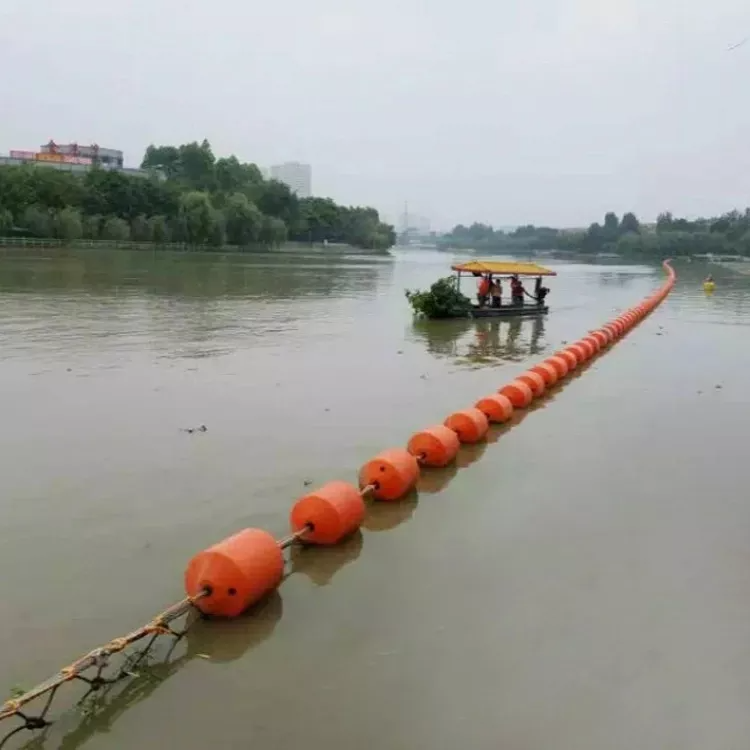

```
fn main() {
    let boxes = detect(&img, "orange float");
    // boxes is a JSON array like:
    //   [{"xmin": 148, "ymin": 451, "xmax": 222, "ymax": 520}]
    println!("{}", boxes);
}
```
[
  {"xmin": 444, "ymin": 408, "xmax": 489, "ymax": 443},
  {"xmin": 185, "ymin": 528, "xmax": 284, "ymax": 618},
  {"xmin": 545, "ymin": 355, "xmax": 569, "ymax": 379},
  {"xmin": 530, "ymin": 361, "xmax": 558, "ymax": 387},
  {"xmin": 499, "ymin": 379, "xmax": 534, "ymax": 408},
  {"xmin": 407, "ymin": 425, "xmax": 461, "ymax": 467},
  {"xmin": 584, "ymin": 337, "xmax": 599, "ymax": 355},
  {"xmin": 359, "ymin": 449, "xmax": 420, "ymax": 501},
  {"xmin": 556, "ymin": 350, "xmax": 578, "ymax": 370},
  {"xmin": 567, "ymin": 344, "xmax": 589, "ymax": 365},
  {"xmin": 516, "ymin": 370, "xmax": 545, "ymax": 397},
  {"xmin": 596, "ymin": 328, "xmax": 612, "ymax": 345},
  {"xmin": 576, "ymin": 339, "xmax": 596, "ymax": 359},
  {"xmin": 475, "ymin": 393, "xmax": 514, "ymax": 423},
  {"xmin": 290, "ymin": 481, "xmax": 365, "ymax": 545}
]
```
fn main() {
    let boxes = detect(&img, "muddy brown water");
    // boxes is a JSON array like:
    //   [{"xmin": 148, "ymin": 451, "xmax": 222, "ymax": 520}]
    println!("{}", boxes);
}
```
[{"xmin": 1, "ymin": 248, "xmax": 749, "ymax": 749}]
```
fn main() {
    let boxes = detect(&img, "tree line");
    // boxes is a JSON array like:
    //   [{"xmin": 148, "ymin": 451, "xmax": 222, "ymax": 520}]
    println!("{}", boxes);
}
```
[
  {"xmin": 0, "ymin": 140, "xmax": 396, "ymax": 251},
  {"xmin": 440, "ymin": 208, "xmax": 750, "ymax": 258}
]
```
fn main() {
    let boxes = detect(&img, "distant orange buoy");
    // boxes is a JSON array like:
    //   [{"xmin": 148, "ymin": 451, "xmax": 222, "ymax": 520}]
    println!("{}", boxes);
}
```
[
  {"xmin": 516, "ymin": 370, "xmax": 545, "ymax": 397},
  {"xmin": 545, "ymin": 355, "xmax": 569, "ymax": 379},
  {"xmin": 359, "ymin": 448, "xmax": 420, "ymax": 501},
  {"xmin": 290, "ymin": 481, "xmax": 365, "ymax": 545},
  {"xmin": 591, "ymin": 330, "xmax": 608, "ymax": 348},
  {"xmin": 407, "ymin": 425, "xmax": 461, "ymax": 467},
  {"xmin": 499, "ymin": 379, "xmax": 534, "ymax": 408},
  {"xmin": 445, "ymin": 407, "xmax": 489, "ymax": 443},
  {"xmin": 581, "ymin": 336, "xmax": 599, "ymax": 355},
  {"xmin": 568, "ymin": 342, "xmax": 590, "ymax": 363},
  {"xmin": 185, "ymin": 528, "xmax": 284, "ymax": 618},
  {"xmin": 530, "ymin": 362, "xmax": 558, "ymax": 387},
  {"xmin": 475, "ymin": 393, "xmax": 514, "ymax": 423},
  {"xmin": 556, "ymin": 350, "xmax": 578, "ymax": 370}
]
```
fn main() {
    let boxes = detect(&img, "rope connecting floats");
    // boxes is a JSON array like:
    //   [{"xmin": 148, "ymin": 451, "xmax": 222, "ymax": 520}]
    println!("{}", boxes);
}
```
[{"xmin": 0, "ymin": 261, "xmax": 676, "ymax": 737}]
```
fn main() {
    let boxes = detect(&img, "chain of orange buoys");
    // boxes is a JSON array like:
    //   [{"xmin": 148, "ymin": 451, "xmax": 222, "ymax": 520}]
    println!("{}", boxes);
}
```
[{"xmin": 0, "ymin": 260, "xmax": 676, "ymax": 740}]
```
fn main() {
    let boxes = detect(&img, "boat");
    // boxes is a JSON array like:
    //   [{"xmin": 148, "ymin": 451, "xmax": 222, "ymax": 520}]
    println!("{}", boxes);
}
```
[{"xmin": 451, "ymin": 260, "xmax": 557, "ymax": 319}]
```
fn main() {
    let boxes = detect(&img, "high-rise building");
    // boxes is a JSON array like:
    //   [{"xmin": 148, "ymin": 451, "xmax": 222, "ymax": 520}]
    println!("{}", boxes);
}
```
[{"xmin": 269, "ymin": 162, "xmax": 312, "ymax": 197}]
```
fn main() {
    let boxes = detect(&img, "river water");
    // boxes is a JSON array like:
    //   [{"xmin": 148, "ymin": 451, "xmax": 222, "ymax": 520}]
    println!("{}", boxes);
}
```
[{"xmin": 0, "ymin": 247, "xmax": 749, "ymax": 750}]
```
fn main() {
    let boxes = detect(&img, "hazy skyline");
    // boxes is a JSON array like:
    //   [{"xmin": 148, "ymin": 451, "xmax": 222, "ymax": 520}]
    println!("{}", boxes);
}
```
[{"xmin": 1, "ymin": 0, "xmax": 749, "ymax": 230}]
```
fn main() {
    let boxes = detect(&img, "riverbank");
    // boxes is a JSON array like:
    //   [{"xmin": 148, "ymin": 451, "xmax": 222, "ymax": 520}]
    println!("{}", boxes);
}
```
[{"xmin": 0, "ymin": 236, "xmax": 393, "ymax": 257}]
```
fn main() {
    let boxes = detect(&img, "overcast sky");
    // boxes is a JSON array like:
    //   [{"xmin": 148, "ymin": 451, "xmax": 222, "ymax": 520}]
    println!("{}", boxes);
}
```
[{"xmin": 1, "ymin": 0, "xmax": 749, "ymax": 230}]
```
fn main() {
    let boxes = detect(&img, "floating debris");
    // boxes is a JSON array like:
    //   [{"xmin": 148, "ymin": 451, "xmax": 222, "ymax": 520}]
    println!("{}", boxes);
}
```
[{"xmin": 181, "ymin": 425, "xmax": 208, "ymax": 434}]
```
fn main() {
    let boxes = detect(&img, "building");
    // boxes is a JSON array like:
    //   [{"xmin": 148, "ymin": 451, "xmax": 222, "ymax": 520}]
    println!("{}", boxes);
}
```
[
  {"xmin": 269, "ymin": 162, "xmax": 311, "ymax": 197},
  {"xmin": 0, "ymin": 141, "xmax": 161, "ymax": 179},
  {"xmin": 39, "ymin": 141, "xmax": 123, "ymax": 168}
]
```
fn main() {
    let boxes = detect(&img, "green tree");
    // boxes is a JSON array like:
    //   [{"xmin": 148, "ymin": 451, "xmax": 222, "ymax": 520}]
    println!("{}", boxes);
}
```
[
  {"xmin": 224, "ymin": 193, "xmax": 263, "ymax": 246},
  {"xmin": 259, "ymin": 216, "xmax": 288, "ymax": 247},
  {"xmin": 53, "ymin": 207, "xmax": 83, "ymax": 242},
  {"xmin": 254, "ymin": 179, "xmax": 299, "ymax": 225},
  {"xmin": 130, "ymin": 214, "xmax": 151, "ymax": 242},
  {"xmin": 22, "ymin": 205, "xmax": 53, "ymax": 237},
  {"xmin": 0, "ymin": 207, "xmax": 12, "ymax": 235},
  {"xmin": 405, "ymin": 277, "xmax": 472, "ymax": 319},
  {"xmin": 141, "ymin": 145, "xmax": 180, "ymax": 178},
  {"xmin": 178, "ymin": 191, "xmax": 217, "ymax": 245},
  {"xmin": 603, "ymin": 212, "xmax": 619, "ymax": 238},
  {"xmin": 620, "ymin": 212, "xmax": 640, "ymax": 234},
  {"xmin": 83, "ymin": 215, "xmax": 102, "ymax": 240},
  {"xmin": 101, "ymin": 216, "xmax": 131, "ymax": 241},
  {"xmin": 148, "ymin": 215, "xmax": 170, "ymax": 244}
]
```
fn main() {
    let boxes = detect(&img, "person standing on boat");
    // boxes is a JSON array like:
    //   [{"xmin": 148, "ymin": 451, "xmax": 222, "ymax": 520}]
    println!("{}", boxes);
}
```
[
  {"xmin": 477, "ymin": 274, "xmax": 491, "ymax": 307},
  {"xmin": 510, "ymin": 275, "xmax": 525, "ymax": 306},
  {"xmin": 532, "ymin": 275, "xmax": 549, "ymax": 305},
  {"xmin": 490, "ymin": 278, "xmax": 502, "ymax": 308}
]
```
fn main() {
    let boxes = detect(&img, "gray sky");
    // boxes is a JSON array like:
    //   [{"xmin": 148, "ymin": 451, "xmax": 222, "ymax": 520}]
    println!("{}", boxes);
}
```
[{"xmin": 1, "ymin": 0, "xmax": 749, "ymax": 230}]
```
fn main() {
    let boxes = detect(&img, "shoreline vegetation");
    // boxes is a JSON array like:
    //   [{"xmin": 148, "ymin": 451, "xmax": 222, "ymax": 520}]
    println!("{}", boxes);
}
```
[
  {"xmin": 439, "ymin": 210, "xmax": 750, "ymax": 260},
  {"xmin": 0, "ymin": 140, "xmax": 396, "ymax": 253}
]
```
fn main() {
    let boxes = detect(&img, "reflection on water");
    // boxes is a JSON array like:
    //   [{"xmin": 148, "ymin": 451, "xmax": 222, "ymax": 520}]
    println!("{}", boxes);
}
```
[
  {"xmin": 0, "ymin": 247, "xmax": 393, "ymax": 300},
  {"xmin": 15, "ymin": 593, "xmax": 284, "ymax": 750},
  {"xmin": 410, "ymin": 315, "xmax": 546, "ymax": 367},
  {"xmin": 289, "ymin": 530, "xmax": 364, "ymax": 586}
]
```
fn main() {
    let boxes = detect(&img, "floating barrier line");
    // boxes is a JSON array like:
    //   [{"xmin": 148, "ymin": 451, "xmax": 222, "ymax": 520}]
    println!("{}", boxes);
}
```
[{"xmin": 0, "ymin": 261, "xmax": 676, "ymax": 741}]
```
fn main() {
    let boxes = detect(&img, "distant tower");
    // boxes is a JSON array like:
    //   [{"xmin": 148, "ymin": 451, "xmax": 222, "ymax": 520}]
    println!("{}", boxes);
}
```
[{"xmin": 401, "ymin": 201, "xmax": 410, "ymax": 234}]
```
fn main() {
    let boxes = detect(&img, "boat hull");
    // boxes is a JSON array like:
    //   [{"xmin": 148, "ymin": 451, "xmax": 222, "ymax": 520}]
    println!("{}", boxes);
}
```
[{"xmin": 469, "ymin": 305, "xmax": 549, "ymax": 319}]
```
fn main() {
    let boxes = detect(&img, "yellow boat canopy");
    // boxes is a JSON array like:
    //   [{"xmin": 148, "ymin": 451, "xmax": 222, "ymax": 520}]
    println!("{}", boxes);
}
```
[{"xmin": 451, "ymin": 260, "xmax": 557, "ymax": 277}]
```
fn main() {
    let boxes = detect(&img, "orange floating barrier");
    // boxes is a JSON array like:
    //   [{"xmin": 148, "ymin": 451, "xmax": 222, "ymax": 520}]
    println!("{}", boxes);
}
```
[
  {"xmin": 545, "ymin": 354, "xmax": 569, "ymax": 379},
  {"xmin": 407, "ymin": 424, "xmax": 461, "ymax": 467},
  {"xmin": 290, "ymin": 481, "xmax": 365, "ymax": 545},
  {"xmin": 516, "ymin": 370, "xmax": 545, "ymax": 397},
  {"xmin": 530, "ymin": 361, "xmax": 558, "ymax": 387},
  {"xmin": 499, "ymin": 379, "xmax": 534, "ymax": 407},
  {"xmin": 444, "ymin": 407, "xmax": 489, "ymax": 443},
  {"xmin": 185, "ymin": 528, "xmax": 285, "ymax": 618},
  {"xmin": 475, "ymin": 393, "xmax": 514, "ymax": 423},
  {"xmin": 359, "ymin": 448, "xmax": 420, "ymax": 501}
]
